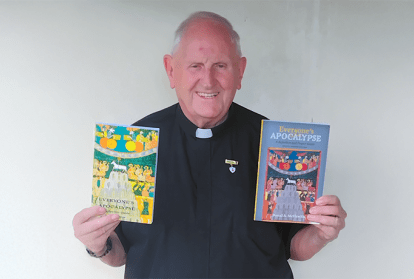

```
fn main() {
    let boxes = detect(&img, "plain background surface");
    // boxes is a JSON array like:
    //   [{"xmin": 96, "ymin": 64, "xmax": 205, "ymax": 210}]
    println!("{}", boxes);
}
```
[{"xmin": 1, "ymin": 1, "xmax": 413, "ymax": 278}]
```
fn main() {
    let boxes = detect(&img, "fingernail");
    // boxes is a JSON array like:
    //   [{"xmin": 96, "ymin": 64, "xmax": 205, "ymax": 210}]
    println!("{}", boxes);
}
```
[{"xmin": 112, "ymin": 214, "xmax": 119, "ymax": 221}]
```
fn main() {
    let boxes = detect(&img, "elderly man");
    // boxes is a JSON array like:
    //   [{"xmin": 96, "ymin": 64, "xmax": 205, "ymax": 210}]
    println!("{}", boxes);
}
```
[{"xmin": 73, "ymin": 11, "xmax": 346, "ymax": 278}]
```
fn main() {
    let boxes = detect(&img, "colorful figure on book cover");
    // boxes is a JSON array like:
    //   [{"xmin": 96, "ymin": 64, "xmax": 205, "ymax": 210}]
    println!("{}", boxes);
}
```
[{"xmin": 261, "ymin": 148, "xmax": 321, "ymax": 223}]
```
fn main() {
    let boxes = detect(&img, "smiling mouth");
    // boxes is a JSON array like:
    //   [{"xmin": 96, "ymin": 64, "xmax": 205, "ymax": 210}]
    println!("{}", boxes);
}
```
[{"xmin": 196, "ymin": 92, "xmax": 219, "ymax": 99}]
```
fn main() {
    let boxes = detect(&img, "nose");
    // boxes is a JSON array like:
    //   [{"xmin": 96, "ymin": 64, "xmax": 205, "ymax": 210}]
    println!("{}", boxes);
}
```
[{"xmin": 200, "ymin": 68, "xmax": 216, "ymax": 89}]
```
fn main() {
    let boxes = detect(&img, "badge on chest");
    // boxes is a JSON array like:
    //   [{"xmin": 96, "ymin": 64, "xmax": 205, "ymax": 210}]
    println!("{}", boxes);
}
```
[{"xmin": 225, "ymin": 159, "xmax": 238, "ymax": 173}]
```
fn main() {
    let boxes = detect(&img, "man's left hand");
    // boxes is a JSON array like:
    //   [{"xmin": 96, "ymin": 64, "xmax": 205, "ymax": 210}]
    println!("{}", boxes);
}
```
[{"xmin": 307, "ymin": 195, "xmax": 347, "ymax": 242}]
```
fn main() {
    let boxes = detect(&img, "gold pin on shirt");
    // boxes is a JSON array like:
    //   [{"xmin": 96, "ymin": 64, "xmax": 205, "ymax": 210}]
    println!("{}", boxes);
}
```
[{"xmin": 225, "ymin": 159, "xmax": 238, "ymax": 173}]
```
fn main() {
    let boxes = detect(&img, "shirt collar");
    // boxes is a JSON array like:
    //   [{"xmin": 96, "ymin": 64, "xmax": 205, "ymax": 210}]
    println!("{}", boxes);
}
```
[
  {"xmin": 176, "ymin": 103, "xmax": 236, "ymax": 139},
  {"xmin": 195, "ymin": 128, "xmax": 213, "ymax": 139}
]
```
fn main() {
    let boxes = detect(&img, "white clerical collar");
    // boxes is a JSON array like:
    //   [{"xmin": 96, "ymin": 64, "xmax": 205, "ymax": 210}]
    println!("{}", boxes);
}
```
[
  {"xmin": 196, "ymin": 128, "xmax": 213, "ymax": 139},
  {"xmin": 194, "ymin": 112, "xmax": 229, "ymax": 139}
]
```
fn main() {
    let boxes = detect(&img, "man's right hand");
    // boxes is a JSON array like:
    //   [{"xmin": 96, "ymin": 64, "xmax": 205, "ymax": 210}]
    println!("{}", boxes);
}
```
[{"xmin": 72, "ymin": 206, "xmax": 120, "ymax": 255}]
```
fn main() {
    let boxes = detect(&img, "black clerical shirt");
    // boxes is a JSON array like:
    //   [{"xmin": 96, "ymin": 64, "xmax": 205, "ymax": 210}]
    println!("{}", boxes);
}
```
[{"xmin": 115, "ymin": 103, "xmax": 304, "ymax": 278}]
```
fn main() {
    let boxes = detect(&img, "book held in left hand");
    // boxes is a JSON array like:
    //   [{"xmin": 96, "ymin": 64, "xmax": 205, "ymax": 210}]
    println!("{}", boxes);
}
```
[{"xmin": 254, "ymin": 120, "xmax": 330, "ymax": 224}]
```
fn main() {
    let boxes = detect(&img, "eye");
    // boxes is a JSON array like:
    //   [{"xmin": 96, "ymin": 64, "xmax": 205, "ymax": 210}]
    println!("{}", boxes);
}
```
[{"xmin": 216, "ymin": 63, "xmax": 226, "ymax": 69}]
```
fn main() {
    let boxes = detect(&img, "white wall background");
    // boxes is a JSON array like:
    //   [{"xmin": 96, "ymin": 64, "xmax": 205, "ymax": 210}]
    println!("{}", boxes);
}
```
[{"xmin": 1, "ymin": 1, "xmax": 413, "ymax": 278}]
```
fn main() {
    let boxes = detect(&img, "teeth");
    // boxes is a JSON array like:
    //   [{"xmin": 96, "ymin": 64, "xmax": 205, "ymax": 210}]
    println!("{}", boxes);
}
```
[{"xmin": 197, "ymin": 92, "xmax": 219, "ymax": 98}]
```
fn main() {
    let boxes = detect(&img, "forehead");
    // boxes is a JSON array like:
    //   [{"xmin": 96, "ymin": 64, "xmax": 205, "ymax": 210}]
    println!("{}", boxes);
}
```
[{"xmin": 177, "ymin": 19, "xmax": 237, "ymax": 59}]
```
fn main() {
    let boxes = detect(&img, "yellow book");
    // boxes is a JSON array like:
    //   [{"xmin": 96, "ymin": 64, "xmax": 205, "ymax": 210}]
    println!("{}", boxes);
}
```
[{"xmin": 92, "ymin": 123, "xmax": 159, "ymax": 224}]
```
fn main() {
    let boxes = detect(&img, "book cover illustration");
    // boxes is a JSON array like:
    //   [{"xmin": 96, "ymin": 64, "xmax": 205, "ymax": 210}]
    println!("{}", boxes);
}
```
[
  {"xmin": 92, "ymin": 123, "xmax": 159, "ymax": 224},
  {"xmin": 254, "ymin": 120, "xmax": 330, "ymax": 224}
]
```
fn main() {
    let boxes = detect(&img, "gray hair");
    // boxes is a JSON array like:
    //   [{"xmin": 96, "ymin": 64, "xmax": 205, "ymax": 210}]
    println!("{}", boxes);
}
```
[{"xmin": 171, "ymin": 11, "xmax": 242, "ymax": 56}]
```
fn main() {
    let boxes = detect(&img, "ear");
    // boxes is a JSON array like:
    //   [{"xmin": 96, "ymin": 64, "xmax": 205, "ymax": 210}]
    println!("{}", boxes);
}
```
[
  {"xmin": 237, "ymin": 57, "xmax": 247, "ymax": 90},
  {"xmin": 163, "ymin": 54, "xmax": 175, "ymax": 89}
]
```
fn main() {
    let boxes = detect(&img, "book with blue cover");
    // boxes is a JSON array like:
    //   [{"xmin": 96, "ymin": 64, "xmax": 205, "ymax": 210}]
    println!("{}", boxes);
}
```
[
  {"xmin": 92, "ymin": 123, "xmax": 159, "ymax": 224},
  {"xmin": 254, "ymin": 120, "xmax": 330, "ymax": 224}
]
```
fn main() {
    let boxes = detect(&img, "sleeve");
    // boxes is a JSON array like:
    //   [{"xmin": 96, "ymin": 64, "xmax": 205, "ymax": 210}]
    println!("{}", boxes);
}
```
[
  {"xmin": 276, "ymin": 223, "xmax": 308, "ymax": 259},
  {"xmin": 114, "ymin": 222, "xmax": 131, "ymax": 254}
]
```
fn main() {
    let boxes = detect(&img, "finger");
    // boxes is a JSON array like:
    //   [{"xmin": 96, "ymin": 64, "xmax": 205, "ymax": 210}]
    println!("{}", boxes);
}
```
[
  {"xmin": 75, "ymin": 214, "xmax": 119, "ymax": 238},
  {"xmin": 315, "ymin": 195, "xmax": 341, "ymax": 206},
  {"xmin": 307, "ymin": 214, "xmax": 336, "ymax": 227},
  {"xmin": 81, "ymin": 220, "xmax": 120, "ymax": 244},
  {"xmin": 308, "ymin": 214, "xmax": 345, "ymax": 230},
  {"xmin": 73, "ymin": 206, "xmax": 106, "ymax": 227},
  {"xmin": 309, "ymin": 205, "xmax": 347, "ymax": 218}
]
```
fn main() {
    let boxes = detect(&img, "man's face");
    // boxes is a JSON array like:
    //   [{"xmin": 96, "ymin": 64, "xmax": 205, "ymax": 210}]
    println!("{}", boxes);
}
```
[{"xmin": 164, "ymin": 20, "xmax": 247, "ymax": 128}]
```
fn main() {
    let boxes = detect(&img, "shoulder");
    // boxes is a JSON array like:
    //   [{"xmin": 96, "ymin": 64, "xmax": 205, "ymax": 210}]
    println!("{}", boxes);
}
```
[
  {"xmin": 232, "ymin": 103, "xmax": 267, "ymax": 121},
  {"xmin": 131, "ymin": 104, "xmax": 178, "ymax": 128},
  {"xmin": 232, "ymin": 103, "xmax": 268, "ymax": 132}
]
